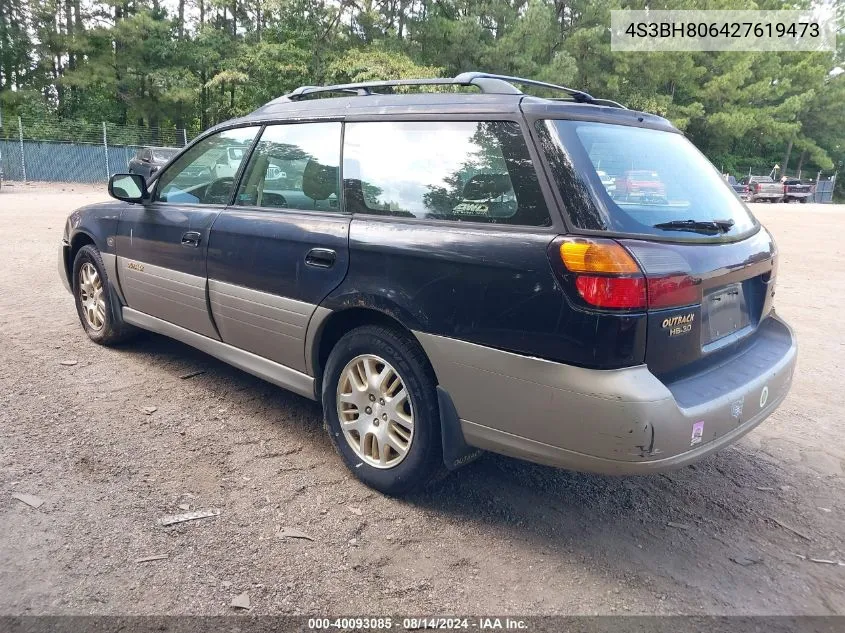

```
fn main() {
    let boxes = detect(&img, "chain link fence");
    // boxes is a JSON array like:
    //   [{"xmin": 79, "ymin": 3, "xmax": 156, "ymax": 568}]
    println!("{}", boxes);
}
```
[{"xmin": 0, "ymin": 115, "xmax": 189, "ymax": 184}]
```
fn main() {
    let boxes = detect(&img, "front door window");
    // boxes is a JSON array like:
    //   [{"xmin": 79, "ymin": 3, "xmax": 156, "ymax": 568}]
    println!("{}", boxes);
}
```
[{"xmin": 154, "ymin": 127, "xmax": 260, "ymax": 205}]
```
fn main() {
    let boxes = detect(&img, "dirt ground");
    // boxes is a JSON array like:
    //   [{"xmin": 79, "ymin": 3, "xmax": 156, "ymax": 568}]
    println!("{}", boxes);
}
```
[{"xmin": 0, "ymin": 181, "xmax": 843, "ymax": 616}]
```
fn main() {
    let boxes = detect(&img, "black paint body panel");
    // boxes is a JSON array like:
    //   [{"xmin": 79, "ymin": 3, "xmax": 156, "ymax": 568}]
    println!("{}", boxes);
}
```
[
  {"xmin": 628, "ymin": 227, "xmax": 777, "ymax": 378},
  {"xmin": 207, "ymin": 207, "xmax": 350, "ymax": 305},
  {"xmin": 63, "ymin": 94, "xmax": 781, "ymax": 378},
  {"xmin": 115, "ymin": 202, "xmax": 221, "ymax": 278},
  {"xmin": 323, "ymin": 217, "xmax": 647, "ymax": 369},
  {"xmin": 66, "ymin": 201, "xmax": 123, "ymax": 255}
]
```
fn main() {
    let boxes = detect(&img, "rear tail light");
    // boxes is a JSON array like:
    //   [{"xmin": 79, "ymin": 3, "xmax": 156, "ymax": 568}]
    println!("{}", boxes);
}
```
[
  {"xmin": 647, "ymin": 273, "xmax": 699, "ymax": 308},
  {"xmin": 575, "ymin": 276, "xmax": 647, "ymax": 309},
  {"xmin": 552, "ymin": 237, "xmax": 700, "ymax": 311},
  {"xmin": 560, "ymin": 240, "xmax": 640, "ymax": 274}
]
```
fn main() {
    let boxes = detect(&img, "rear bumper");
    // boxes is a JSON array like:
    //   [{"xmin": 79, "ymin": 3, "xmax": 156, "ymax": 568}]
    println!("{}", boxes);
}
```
[{"xmin": 415, "ymin": 315, "xmax": 796, "ymax": 475}]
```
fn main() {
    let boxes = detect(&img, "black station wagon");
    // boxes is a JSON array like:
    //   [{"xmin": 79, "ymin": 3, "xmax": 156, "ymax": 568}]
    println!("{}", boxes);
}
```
[{"xmin": 59, "ymin": 73, "xmax": 797, "ymax": 495}]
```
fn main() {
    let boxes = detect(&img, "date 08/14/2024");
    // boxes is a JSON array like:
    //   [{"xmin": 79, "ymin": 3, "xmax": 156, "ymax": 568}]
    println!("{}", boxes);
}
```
[{"xmin": 307, "ymin": 617, "xmax": 529, "ymax": 630}]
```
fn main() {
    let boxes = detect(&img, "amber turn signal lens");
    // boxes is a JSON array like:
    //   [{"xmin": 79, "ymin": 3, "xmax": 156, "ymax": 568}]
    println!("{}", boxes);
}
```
[{"xmin": 559, "ymin": 239, "xmax": 641, "ymax": 275}]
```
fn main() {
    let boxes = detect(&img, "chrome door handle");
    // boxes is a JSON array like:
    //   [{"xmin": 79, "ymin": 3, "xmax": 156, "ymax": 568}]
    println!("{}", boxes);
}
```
[
  {"xmin": 305, "ymin": 248, "xmax": 336, "ymax": 268},
  {"xmin": 181, "ymin": 231, "xmax": 202, "ymax": 247}
]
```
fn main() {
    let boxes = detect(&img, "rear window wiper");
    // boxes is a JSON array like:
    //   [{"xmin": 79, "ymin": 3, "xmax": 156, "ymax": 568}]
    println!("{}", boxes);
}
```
[{"xmin": 653, "ymin": 219, "xmax": 735, "ymax": 234}]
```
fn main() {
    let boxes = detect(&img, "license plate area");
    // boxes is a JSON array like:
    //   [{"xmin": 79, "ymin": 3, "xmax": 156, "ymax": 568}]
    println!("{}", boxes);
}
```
[{"xmin": 702, "ymin": 283, "xmax": 749, "ymax": 346}]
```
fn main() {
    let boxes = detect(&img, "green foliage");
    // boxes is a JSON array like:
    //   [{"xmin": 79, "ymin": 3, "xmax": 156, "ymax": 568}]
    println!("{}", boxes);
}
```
[
  {"xmin": 326, "ymin": 49, "xmax": 442, "ymax": 83},
  {"xmin": 0, "ymin": 0, "xmax": 841, "ymax": 184}
]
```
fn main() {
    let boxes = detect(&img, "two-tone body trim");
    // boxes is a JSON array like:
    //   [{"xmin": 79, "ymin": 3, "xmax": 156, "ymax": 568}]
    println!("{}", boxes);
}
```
[
  {"xmin": 123, "ymin": 307, "xmax": 315, "ymax": 399},
  {"xmin": 414, "ymin": 314, "xmax": 796, "ymax": 473},
  {"xmin": 208, "ymin": 279, "xmax": 314, "ymax": 373},
  {"xmin": 100, "ymin": 252, "xmax": 123, "ymax": 301},
  {"xmin": 116, "ymin": 257, "xmax": 219, "ymax": 339},
  {"xmin": 59, "ymin": 240, "xmax": 72, "ymax": 292}
]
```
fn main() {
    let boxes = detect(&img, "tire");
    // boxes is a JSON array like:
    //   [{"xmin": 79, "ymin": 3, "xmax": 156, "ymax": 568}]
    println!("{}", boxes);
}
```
[
  {"xmin": 72, "ymin": 245, "xmax": 136, "ymax": 345},
  {"xmin": 322, "ymin": 325, "xmax": 444, "ymax": 495}
]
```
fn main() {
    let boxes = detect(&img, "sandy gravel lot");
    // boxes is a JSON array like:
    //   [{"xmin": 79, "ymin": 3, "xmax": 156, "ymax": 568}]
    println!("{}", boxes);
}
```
[{"xmin": 0, "ymin": 181, "xmax": 843, "ymax": 616}]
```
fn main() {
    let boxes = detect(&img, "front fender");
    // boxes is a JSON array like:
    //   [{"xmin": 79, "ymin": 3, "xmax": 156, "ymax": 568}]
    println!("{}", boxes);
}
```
[
  {"xmin": 63, "ymin": 201, "xmax": 127, "ymax": 302},
  {"xmin": 67, "ymin": 201, "xmax": 123, "ymax": 256}
]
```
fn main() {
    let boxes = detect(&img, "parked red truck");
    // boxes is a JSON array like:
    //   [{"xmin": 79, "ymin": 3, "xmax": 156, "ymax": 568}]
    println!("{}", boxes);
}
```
[{"xmin": 613, "ymin": 170, "xmax": 667, "ymax": 202}]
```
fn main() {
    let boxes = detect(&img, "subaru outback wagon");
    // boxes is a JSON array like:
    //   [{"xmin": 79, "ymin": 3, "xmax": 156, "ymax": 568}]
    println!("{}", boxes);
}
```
[{"xmin": 59, "ymin": 73, "xmax": 797, "ymax": 495}]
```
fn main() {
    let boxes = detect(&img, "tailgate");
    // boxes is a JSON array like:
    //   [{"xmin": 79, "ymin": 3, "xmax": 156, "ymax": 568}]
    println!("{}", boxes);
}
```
[
  {"xmin": 623, "ymin": 228, "xmax": 777, "ymax": 378},
  {"xmin": 760, "ymin": 183, "xmax": 783, "ymax": 194},
  {"xmin": 787, "ymin": 184, "xmax": 811, "ymax": 194}
]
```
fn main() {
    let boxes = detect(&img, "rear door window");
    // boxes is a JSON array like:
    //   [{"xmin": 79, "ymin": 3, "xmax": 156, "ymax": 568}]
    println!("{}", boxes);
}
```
[
  {"xmin": 539, "ymin": 120, "xmax": 757, "ymax": 239},
  {"xmin": 343, "ymin": 121, "xmax": 551, "ymax": 226}
]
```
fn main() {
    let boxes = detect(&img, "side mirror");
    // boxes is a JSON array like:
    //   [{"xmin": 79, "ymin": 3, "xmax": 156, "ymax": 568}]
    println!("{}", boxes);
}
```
[{"xmin": 108, "ymin": 173, "xmax": 147, "ymax": 203}]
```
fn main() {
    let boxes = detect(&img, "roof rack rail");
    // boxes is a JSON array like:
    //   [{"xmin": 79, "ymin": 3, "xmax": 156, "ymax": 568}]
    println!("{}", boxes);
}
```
[
  {"xmin": 547, "ymin": 96, "xmax": 627, "ymax": 109},
  {"xmin": 286, "ymin": 77, "xmax": 474, "ymax": 100},
  {"xmin": 453, "ymin": 72, "xmax": 597, "ymax": 103},
  {"xmin": 282, "ymin": 71, "xmax": 626, "ymax": 108}
]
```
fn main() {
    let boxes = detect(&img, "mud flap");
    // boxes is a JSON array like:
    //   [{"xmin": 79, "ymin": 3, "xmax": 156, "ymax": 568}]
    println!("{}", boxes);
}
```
[{"xmin": 438, "ymin": 386, "xmax": 483, "ymax": 470}]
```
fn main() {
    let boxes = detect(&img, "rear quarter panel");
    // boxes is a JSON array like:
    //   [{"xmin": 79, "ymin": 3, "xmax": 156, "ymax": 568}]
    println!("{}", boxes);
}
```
[{"xmin": 322, "ymin": 217, "xmax": 648, "ymax": 369}]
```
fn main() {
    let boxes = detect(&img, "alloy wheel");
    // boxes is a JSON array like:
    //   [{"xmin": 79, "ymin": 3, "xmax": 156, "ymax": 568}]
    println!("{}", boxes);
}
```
[
  {"xmin": 78, "ymin": 262, "xmax": 106, "ymax": 331},
  {"xmin": 336, "ymin": 354, "xmax": 415, "ymax": 468}
]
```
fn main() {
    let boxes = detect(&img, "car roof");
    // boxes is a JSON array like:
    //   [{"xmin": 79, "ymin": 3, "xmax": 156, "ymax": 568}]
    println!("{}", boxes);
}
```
[
  {"xmin": 226, "ymin": 93, "xmax": 676, "ymax": 133},
  {"xmin": 214, "ymin": 73, "xmax": 677, "ymax": 135},
  {"xmin": 253, "ymin": 92, "xmax": 521, "ymax": 117}
]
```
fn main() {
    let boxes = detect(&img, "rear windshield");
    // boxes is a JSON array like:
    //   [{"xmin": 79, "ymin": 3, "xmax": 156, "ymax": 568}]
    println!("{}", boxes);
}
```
[{"xmin": 539, "ymin": 120, "xmax": 757, "ymax": 240}]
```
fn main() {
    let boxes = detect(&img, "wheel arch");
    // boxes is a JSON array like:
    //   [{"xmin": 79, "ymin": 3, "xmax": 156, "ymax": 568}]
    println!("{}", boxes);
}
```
[
  {"xmin": 308, "ymin": 305, "xmax": 437, "ymax": 393},
  {"xmin": 66, "ymin": 231, "xmax": 97, "ymax": 283},
  {"xmin": 309, "ymin": 303, "xmax": 480, "ymax": 474}
]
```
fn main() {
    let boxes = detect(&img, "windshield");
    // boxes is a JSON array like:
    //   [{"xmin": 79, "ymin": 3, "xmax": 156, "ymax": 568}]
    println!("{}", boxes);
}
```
[{"xmin": 540, "ymin": 120, "xmax": 757, "ymax": 240}]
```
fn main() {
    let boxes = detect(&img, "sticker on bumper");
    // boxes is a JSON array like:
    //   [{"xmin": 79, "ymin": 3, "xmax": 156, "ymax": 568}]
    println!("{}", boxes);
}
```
[
  {"xmin": 730, "ymin": 397, "xmax": 744, "ymax": 421},
  {"xmin": 691, "ymin": 421, "xmax": 704, "ymax": 446},
  {"xmin": 759, "ymin": 385, "xmax": 769, "ymax": 408}
]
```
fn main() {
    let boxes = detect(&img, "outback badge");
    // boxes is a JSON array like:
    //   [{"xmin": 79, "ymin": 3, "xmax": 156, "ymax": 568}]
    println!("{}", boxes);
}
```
[{"xmin": 662, "ymin": 312, "xmax": 695, "ymax": 337}]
